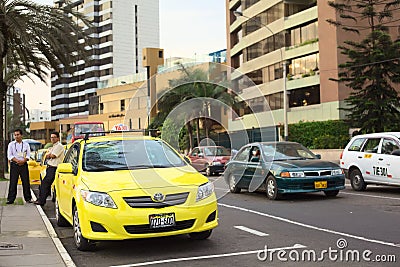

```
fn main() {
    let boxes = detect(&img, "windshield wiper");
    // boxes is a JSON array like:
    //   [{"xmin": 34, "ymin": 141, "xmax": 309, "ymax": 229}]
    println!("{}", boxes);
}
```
[
  {"xmin": 291, "ymin": 157, "xmax": 313, "ymax": 160},
  {"xmin": 127, "ymin": 165, "xmax": 153, "ymax": 170}
]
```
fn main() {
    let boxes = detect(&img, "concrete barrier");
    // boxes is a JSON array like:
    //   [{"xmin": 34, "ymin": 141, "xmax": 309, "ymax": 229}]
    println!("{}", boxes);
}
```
[{"xmin": 311, "ymin": 149, "xmax": 343, "ymax": 164}]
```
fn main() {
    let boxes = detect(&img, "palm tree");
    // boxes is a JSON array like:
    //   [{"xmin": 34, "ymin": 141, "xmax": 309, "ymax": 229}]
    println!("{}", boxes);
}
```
[
  {"xmin": 0, "ymin": 0, "xmax": 93, "ymax": 177},
  {"xmin": 151, "ymin": 63, "xmax": 236, "ymax": 151}
]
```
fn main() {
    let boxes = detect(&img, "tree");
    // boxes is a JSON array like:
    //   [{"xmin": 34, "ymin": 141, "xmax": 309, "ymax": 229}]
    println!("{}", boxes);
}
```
[
  {"xmin": 150, "ymin": 63, "xmax": 235, "ymax": 151},
  {"xmin": 0, "ymin": 0, "xmax": 93, "ymax": 177},
  {"xmin": 327, "ymin": 0, "xmax": 400, "ymax": 133}
]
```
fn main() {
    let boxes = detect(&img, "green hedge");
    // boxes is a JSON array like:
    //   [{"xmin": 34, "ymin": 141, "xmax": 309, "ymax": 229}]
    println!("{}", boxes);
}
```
[{"xmin": 283, "ymin": 120, "xmax": 350, "ymax": 149}]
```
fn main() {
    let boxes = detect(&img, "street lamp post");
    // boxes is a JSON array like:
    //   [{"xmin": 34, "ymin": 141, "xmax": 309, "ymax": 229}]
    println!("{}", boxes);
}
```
[{"xmin": 233, "ymin": 11, "xmax": 288, "ymax": 141}]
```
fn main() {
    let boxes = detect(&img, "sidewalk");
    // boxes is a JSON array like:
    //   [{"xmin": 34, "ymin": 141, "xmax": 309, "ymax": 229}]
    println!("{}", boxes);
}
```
[{"xmin": 0, "ymin": 175, "xmax": 74, "ymax": 267}]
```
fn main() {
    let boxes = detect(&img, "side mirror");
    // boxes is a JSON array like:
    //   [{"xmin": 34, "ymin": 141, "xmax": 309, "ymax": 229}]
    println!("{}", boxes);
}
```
[
  {"xmin": 198, "ymin": 153, "xmax": 204, "ymax": 158},
  {"xmin": 391, "ymin": 149, "xmax": 400, "ymax": 156},
  {"xmin": 58, "ymin": 163, "xmax": 73, "ymax": 173},
  {"xmin": 315, "ymin": 154, "xmax": 321, "ymax": 159}
]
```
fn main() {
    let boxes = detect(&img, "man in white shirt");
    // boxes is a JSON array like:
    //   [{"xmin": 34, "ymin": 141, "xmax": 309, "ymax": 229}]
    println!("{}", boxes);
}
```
[
  {"xmin": 7, "ymin": 129, "xmax": 32, "ymax": 204},
  {"xmin": 34, "ymin": 132, "xmax": 65, "ymax": 206}
]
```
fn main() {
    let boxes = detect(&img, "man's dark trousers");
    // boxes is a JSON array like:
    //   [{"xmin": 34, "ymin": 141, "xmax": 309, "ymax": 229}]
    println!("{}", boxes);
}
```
[
  {"xmin": 7, "ymin": 162, "xmax": 32, "ymax": 202},
  {"xmin": 37, "ymin": 166, "xmax": 57, "ymax": 204}
]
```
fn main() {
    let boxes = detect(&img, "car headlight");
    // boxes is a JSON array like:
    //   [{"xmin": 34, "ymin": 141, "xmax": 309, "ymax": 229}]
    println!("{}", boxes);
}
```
[
  {"xmin": 280, "ymin": 171, "xmax": 305, "ymax": 178},
  {"xmin": 212, "ymin": 161, "xmax": 222, "ymax": 166},
  {"xmin": 331, "ymin": 169, "xmax": 343, "ymax": 175},
  {"xmin": 196, "ymin": 182, "xmax": 214, "ymax": 202},
  {"xmin": 80, "ymin": 190, "xmax": 117, "ymax": 209}
]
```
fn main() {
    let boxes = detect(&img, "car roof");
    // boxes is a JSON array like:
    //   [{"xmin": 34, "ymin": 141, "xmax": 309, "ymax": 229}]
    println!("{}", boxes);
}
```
[
  {"xmin": 248, "ymin": 141, "xmax": 299, "ymax": 146},
  {"xmin": 76, "ymin": 135, "xmax": 158, "ymax": 144},
  {"xmin": 352, "ymin": 132, "xmax": 400, "ymax": 139},
  {"xmin": 194, "ymin": 146, "xmax": 226, "ymax": 148}
]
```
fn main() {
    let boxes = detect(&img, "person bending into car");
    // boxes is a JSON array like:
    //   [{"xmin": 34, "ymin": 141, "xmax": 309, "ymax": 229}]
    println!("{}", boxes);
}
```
[
  {"xmin": 7, "ymin": 129, "xmax": 33, "ymax": 204},
  {"xmin": 34, "ymin": 132, "xmax": 65, "ymax": 206}
]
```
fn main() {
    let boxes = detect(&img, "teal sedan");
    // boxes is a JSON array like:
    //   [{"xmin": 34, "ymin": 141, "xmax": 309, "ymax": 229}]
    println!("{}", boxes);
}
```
[{"xmin": 224, "ymin": 142, "xmax": 345, "ymax": 200}]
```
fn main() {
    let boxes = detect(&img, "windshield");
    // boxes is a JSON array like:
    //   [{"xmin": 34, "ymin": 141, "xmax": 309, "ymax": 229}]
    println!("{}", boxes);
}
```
[
  {"xmin": 261, "ymin": 143, "xmax": 317, "ymax": 161},
  {"xmin": 82, "ymin": 140, "xmax": 186, "ymax": 171},
  {"xmin": 26, "ymin": 141, "xmax": 42, "ymax": 152},
  {"xmin": 203, "ymin": 147, "xmax": 230, "ymax": 156}
]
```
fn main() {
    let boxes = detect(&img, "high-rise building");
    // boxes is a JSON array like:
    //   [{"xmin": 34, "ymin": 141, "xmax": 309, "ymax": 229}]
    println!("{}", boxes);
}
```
[
  {"xmin": 51, "ymin": 0, "xmax": 159, "ymax": 120},
  {"xmin": 226, "ymin": 0, "xmax": 399, "ymax": 136}
]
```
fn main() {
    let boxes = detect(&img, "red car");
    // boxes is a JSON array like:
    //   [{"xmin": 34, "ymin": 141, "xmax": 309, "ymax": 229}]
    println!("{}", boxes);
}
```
[{"xmin": 188, "ymin": 146, "xmax": 231, "ymax": 176}]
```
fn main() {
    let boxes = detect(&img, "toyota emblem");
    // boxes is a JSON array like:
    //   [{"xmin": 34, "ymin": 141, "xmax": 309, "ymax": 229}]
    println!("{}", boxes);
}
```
[{"xmin": 153, "ymin": 193, "xmax": 165, "ymax": 202}]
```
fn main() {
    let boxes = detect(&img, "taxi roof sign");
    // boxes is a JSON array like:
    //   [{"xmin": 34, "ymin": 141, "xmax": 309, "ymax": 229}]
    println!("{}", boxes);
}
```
[{"xmin": 112, "ymin": 124, "xmax": 129, "ymax": 131}]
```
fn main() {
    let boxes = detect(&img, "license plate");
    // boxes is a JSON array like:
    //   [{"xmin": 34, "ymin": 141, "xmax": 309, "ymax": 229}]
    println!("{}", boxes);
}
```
[
  {"xmin": 149, "ymin": 213, "xmax": 176, "ymax": 229},
  {"xmin": 315, "ymin": 181, "xmax": 327, "ymax": 189}
]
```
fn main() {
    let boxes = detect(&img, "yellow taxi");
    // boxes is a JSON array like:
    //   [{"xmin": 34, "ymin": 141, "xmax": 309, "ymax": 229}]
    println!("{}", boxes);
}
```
[
  {"xmin": 22, "ymin": 149, "xmax": 48, "ymax": 185},
  {"xmin": 54, "ymin": 135, "xmax": 218, "ymax": 251}
]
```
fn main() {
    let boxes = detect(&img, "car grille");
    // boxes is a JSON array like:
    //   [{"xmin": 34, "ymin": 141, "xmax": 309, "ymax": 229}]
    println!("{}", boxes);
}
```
[
  {"xmin": 124, "ymin": 219, "xmax": 195, "ymax": 234},
  {"xmin": 304, "ymin": 170, "xmax": 332, "ymax": 177},
  {"xmin": 287, "ymin": 180, "xmax": 344, "ymax": 190},
  {"xmin": 123, "ymin": 192, "xmax": 189, "ymax": 208}
]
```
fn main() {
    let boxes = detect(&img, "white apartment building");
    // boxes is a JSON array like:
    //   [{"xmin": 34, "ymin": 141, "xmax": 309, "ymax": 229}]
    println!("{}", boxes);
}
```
[
  {"xmin": 29, "ymin": 109, "xmax": 51, "ymax": 122},
  {"xmin": 51, "ymin": 0, "xmax": 159, "ymax": 120}
]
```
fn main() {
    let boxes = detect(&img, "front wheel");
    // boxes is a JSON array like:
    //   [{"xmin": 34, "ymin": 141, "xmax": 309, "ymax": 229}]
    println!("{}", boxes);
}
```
[
  {"xmin": 266, "ymin": 176, "xmax": 281, "ymax": 200},
  {"xmin": 229, "ymin": 174, "xmax": 241, "ymax": 193},
  {"xmin": 73, "ymin": 206, "xmax": 96, "ymax": 251},
  {"xmin": 324, "ymin": 190, "xmax": 339, "ymax": 197},
  {"xmin": 189, "ymin": 230, "xmax": 212, "ymax": 240},
  {"xmin": 350, "ymin": 169, "xmax": 367, "ymax": 191}
]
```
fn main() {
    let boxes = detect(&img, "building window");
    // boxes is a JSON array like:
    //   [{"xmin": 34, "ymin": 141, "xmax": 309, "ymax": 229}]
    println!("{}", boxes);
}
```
[
  {"xmin": 289, "ymin": 85, "xmax": 320, "ymax": 108},
  {"xmin": 287, "ymin": 21, "xmax": 318, "ymax": 48},
  {"xmin": 242, "ymin": 0, "xmax": 260, "ymax": 10},
  {"xmin": 289, "ymin": 53, "xmax": 319, "ymax": 78},
  {"xmin": 266, "ymin": 92, "xmax": 283, "ymax": 110}
]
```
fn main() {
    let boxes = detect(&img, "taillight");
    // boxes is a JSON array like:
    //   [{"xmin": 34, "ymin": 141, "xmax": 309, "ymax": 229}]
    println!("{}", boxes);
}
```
[{"xmin": 339, "ymin": 151, "xmax": 343, "ymax": 160}]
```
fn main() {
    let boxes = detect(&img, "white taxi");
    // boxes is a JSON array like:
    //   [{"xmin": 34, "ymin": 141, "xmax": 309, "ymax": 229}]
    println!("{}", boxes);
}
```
[{"xmin": 340, "ymin": 132, "xmax": 400, "ymax": 190}]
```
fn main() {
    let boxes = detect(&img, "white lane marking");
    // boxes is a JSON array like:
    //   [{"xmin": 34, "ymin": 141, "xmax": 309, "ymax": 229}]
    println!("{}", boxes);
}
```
[
  {"xmin": 234, "ymin": 226, "xmax": 269, "ymax": 236},
  {"xmin": 110, "ymin": 244, "xmax": 306, "ymax": 267},
  {"xmin": 31, "ymin": 189, "xmax": 76, "ymax": 267},
  {"xmin": 218, "ymin": 203, "xmax": 400, "ymax": 248},
  {"xmin": 341, "ymin": 191, "xmax": 400, "ymax": 201}
]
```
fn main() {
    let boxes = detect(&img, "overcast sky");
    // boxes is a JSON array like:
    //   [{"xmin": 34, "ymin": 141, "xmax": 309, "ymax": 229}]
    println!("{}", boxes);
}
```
[{"xmin": 16, "ymin": 0, "xmax": 226, "ymax": 111}]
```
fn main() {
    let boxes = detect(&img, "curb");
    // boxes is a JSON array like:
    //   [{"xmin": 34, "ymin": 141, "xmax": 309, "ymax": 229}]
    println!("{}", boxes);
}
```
[{"xmin": 31, "ymin": 189, "xmax": 76, "ymax": 267}]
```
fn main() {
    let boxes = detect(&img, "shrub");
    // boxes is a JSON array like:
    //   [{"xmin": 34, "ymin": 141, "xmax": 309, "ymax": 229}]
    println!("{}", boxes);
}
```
[{"xmin": 282, "ymin": 120, "xmax": 350, "ymax": 149}]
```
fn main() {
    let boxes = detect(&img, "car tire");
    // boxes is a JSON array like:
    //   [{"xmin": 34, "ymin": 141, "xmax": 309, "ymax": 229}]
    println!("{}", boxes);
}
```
[
  {"xmin": 51, "ymin": 188, "xmax": 56, "ymax": 202},
  {"xmin": 266, "ymin": 176, "xmax": 281, "ymax": 200},
  {"xmin": 55, "ymin": 198, "xmax": 69, "ymax": 227},
  {"xmin": 73, "ymin": 206, "xmax": 96, "ymax": 251},
  {"xmin": 324, "ymin": 190, "xmax": 339, "ymax": 197},
  {"xmin": 205, "ymin": 165, "xmax": 212, "ymax": 176},
  {"xmin": 350, "ymin": 169, "xmax": 367, "ymax": 191},
  {"xmin": 229, "ymin": 174, "xmax": 241, "ymax": 193},
  {"xmin": 189, "ymin": 230, "xmax": 212, "ymax": 240}
]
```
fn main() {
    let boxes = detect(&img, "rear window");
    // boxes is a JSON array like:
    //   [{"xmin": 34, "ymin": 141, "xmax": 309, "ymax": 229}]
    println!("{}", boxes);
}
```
[{"xmin": 347, "ymin": 138, "xmax": 366, "ymax": 151}]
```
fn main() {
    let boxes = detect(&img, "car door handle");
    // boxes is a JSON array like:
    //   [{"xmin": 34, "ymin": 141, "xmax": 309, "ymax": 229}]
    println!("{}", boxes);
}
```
[
  {"xmin": 378, "ymin": 158, "xmax": 383, "ymax": 161},
  {"xmin": 357, "ymin": 156, "xmax": 362, "ymax": 159}
]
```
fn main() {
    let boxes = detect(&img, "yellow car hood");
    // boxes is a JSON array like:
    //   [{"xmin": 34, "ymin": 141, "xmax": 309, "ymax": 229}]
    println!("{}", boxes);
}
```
[{"xmin": 81, "ymin": 166, "xmax": 209, "ymax": 192}]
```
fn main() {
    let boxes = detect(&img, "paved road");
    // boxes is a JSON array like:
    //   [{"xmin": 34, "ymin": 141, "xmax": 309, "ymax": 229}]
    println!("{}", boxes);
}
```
[{"xmin": 33, "ymin": 177, "xmax": 400, "ymax": 267}]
